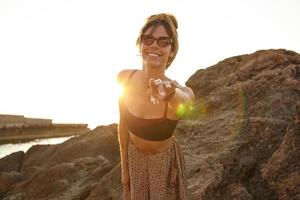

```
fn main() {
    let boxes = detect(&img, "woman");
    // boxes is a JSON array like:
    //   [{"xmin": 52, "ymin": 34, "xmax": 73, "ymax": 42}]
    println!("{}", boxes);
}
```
[{"xmin": 117, "ymin": 13, "xmax": 194, "ymax": 200}]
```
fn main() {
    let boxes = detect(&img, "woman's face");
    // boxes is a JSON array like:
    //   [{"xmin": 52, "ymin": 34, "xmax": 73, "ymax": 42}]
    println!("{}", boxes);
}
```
[{"xmin": 140, "ymin": 25, "xmax": 173, "ymax": 69}]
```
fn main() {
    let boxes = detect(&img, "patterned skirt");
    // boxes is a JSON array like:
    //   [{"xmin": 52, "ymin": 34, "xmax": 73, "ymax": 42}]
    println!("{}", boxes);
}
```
[{"xmin": 123, "ymin": 136, "xmax": 187, "ymax": 200}]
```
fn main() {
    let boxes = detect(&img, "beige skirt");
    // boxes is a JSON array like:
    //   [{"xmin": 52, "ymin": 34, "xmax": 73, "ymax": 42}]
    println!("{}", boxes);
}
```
[{"xmin": 123, "ymin": 136, "xmax": 187, "ymax": 200}]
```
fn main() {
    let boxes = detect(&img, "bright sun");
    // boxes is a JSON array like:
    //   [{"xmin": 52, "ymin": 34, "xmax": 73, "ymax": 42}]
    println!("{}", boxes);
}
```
[{"xmin": 116, "ymin": 82, "xmax": 125, "ymax": 98}]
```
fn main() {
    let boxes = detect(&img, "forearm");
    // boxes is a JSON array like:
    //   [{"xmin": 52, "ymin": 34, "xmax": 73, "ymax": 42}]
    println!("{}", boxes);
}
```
[
  {"xmin": 167, "ymin": 87, "xmax": 194, "ymax": 112},
  {"xmin": 118, "ymin": 123, "xmax": 129, "ymax": 171}
]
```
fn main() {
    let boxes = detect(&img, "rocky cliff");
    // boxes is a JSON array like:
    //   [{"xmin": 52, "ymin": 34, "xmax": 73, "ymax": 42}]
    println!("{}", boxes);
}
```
[
  {"xmin": 184, "ymin": 49, "xmax": 299, "ymax": 200},
  {"xmin": 0, "ymin": 49, "xmax": 299, "ymax": 200}
]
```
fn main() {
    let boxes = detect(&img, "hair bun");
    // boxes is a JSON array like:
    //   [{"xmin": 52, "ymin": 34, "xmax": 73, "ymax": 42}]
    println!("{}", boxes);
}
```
[{"xmin": 166, "ymin": 14, "xmax": 178, "ymax": 29}]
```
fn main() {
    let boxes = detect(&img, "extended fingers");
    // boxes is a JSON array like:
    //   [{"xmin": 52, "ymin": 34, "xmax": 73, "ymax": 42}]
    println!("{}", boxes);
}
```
[
  {"xmin": 163, "ymin": 80, "xmax": 176, "ymax": 94},
  {"xmin": 149, "ymin": 78, "xmax": 156, "ymax": 88},
  {"xmin": 164, "ymin": 81, "xmax": 171, "ymax": 89},
  {"xmin": 149, "ymin": 79, "xmax": 160, "ymax": 90}
]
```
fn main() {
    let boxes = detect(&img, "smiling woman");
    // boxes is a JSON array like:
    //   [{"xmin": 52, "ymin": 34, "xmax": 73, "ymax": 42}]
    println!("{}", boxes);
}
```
[{"xmin": 117, "ymin": 13, "xmax": 194, "ymax": 200}]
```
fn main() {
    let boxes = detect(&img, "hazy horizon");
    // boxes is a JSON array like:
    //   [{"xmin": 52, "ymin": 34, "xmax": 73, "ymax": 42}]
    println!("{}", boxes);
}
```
[{"xmin": 1, "ymin": 0, "xmax": 300, "ymax": 129}]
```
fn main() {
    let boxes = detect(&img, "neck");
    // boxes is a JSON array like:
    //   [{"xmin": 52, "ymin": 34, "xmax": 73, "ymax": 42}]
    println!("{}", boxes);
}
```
[{"xmin": 142, "ymin": 65, "xmax": 166, "ymax": 83}]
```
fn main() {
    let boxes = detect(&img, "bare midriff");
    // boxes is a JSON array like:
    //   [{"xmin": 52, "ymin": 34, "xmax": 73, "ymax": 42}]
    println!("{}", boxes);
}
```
[{"xmin": 129, "ymin": 131, "xmax": 171, "ymax": 155}]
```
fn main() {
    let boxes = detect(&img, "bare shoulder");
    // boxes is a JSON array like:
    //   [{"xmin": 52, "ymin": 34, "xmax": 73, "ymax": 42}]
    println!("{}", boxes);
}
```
[
  {"xmin": 117, "ymin": 69, "xmax": 139, "ymax": 85},
  {"xmin": 172, "ymin": 80, "xmax": 195, "ymax": 101},
  {"xmin": 181, "ymin": 86, "xmax": 195, "ymax": 100}
]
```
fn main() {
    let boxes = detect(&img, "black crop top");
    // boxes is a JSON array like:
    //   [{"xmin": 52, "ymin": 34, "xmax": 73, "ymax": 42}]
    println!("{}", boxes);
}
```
[{"xmin": 120, "ymin": 70, "xmax": 179, "ymax": 141}]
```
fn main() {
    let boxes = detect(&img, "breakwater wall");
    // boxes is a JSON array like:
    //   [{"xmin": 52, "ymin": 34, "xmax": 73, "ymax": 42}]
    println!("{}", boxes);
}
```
[
  {"xmin": 0, "ymin": 114, "xmax": 52, "ymax": 129},
  {"xmin": 0, "ymin": 114, "xmax": 90, "ymax": 144}
]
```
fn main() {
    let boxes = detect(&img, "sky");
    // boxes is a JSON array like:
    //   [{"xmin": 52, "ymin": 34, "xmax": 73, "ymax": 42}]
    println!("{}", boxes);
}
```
[{"xmin": 1, "ymin": 0, "xmax": 299, "ymax": 129}]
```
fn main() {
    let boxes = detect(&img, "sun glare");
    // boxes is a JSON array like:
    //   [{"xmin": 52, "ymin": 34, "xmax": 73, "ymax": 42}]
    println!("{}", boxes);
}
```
[{"xmin": 116, "ymin": 81, "xmax": 125, "ymax": 98}]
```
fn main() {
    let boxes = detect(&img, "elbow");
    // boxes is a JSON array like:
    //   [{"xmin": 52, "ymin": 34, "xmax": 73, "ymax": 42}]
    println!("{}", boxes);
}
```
[{"xmin": 182, "ymin": 87, "xmax": 195, "ymax": 104}]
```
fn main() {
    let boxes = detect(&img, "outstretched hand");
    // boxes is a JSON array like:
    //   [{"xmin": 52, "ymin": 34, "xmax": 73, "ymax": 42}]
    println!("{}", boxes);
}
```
[{"xmin": 149, "ymin": 79, "xmax": 177, "ymax": 104}]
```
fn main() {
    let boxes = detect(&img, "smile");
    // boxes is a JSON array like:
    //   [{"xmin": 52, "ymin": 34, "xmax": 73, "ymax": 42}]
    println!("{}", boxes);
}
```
[{"xmin": 147, "ymin": 53, "xmax": 160, "ymax": 57}]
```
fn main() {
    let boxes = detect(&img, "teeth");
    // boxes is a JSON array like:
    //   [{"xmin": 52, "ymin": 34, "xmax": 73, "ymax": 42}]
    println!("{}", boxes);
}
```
[{"xmin": 148, "ymin": 53, "xmax": 159, "ymax": 57}]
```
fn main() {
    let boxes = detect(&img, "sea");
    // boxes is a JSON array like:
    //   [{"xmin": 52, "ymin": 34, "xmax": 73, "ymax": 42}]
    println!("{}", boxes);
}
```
[{"xmin": 0, "ymin": 136, "xmax": 72, "ymax": 159}]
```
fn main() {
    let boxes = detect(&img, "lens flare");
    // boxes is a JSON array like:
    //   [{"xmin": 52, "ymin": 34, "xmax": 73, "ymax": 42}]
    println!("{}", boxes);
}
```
[
  {"xmin": 190, "ymin": 98, "xmax": 207, "ymax": 118},
  {"xmin": 176, "ymin": 103, "xmax": 186, "ymax": 117},
  {"xmin": 116, "ymin": 82, "xmax": 125, "ymax": 98}
]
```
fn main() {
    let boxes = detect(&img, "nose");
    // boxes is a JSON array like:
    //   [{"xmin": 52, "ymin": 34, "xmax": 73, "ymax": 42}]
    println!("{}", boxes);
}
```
[{"xmin": 149, "ymin": 39, "xmax": 159, "ymax": 48}]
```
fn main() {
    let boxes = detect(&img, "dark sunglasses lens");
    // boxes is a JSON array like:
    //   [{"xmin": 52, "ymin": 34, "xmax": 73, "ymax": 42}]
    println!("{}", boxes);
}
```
[
  {"xmin": 141, "ymin": 35, "xmax": 171, "ymax": 47},
  {"xmin": 142, "ymin": 36, "xmax": 155, "ymax": 45},
  {"xmin": 157, "ymin": 38, "xmax": 171, "ymax": 47}
]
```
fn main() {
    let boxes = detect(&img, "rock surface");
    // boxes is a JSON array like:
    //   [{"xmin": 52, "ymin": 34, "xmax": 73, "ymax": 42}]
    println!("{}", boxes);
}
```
[
  {"xmin": 185, "ymin": 49, "xmax": 300, "ymax": 200},
  {"xmin": 0, "ymin": 124, "xmax": 120, "ymax": 199},
  {"xmin": 0, "ymin": 49, "xmax": 299, "ymax": 199}
]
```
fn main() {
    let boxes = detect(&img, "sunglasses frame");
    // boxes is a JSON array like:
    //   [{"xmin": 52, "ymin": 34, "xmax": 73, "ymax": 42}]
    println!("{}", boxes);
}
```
[{"xmin": 141, "ymin": 35, "xmax": 172, "ymax": 48}]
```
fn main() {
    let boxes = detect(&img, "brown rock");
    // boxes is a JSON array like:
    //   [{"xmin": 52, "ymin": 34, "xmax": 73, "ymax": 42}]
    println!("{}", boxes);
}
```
[
  {"xmin": 0, "ymin": 151, "xmax": 25, "ymax": 173},
  {"xmin": 227, "ymin": 183, "xmax": 253, "ymax": 200},
  {"xmin": 0, "ymin": 171, "xmax": 23, "ymax": 198},
  {"xmin": 21, "ymin": 124, "xmax": 119, "ymax": 172},
  {"xmin": 2, "ymin": 124, "xmax": 118, "ymax": 200},
  {"xmin": 185, "ymin": 49, "xmax": 300, "ymax": 199},
  {"xmin": 87, "ymin": 164, "xmax": 123, "ymax": 200},
  {"xmin": 261, "ymin": 102, "xmax": 300, "ymax": 200}
]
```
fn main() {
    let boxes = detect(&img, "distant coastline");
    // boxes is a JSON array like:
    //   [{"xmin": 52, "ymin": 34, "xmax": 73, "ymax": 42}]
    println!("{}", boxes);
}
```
[{"xmin": 0, "ymin": 114, "xmax": 90, "ymax": 144}]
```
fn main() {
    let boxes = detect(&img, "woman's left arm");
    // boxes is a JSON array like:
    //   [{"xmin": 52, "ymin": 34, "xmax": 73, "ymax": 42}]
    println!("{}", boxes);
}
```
[{"xmin": 167, "ymin": 85, "xmax": 195, "ymax": 114}]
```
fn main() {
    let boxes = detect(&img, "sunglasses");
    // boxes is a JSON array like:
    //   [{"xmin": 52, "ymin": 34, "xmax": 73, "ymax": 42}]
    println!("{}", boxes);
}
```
[{"xmin": 141, "ymin": 35, "xmax": 172, "ymax": 48}]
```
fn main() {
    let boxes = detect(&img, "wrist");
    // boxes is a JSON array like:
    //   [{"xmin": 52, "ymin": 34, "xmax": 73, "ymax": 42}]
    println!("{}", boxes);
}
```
[{"xmin": 163, "ymin": 89, "xmax": 176, "ymax": 101}]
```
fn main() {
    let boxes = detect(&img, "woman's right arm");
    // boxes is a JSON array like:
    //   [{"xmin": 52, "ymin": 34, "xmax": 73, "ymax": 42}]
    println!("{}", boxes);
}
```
[
  {"xmin": 117, "ymin": 70, "xmax": 131, "ymax": 188},
  {"xmin": 118, "ymin": 103, "xmax": 130, "ymax": 186}
]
